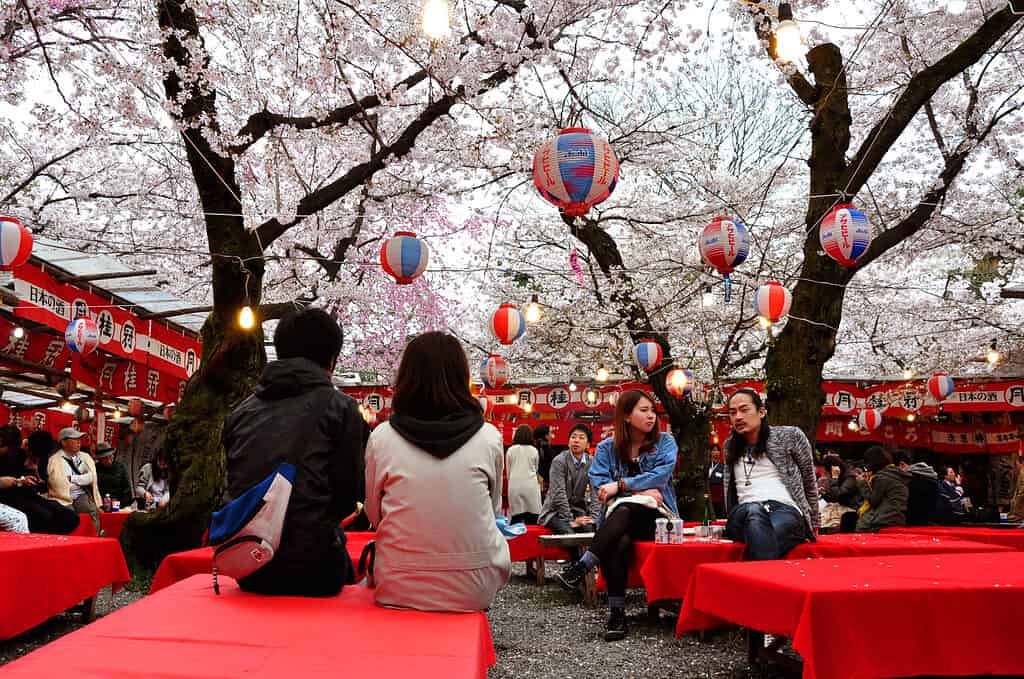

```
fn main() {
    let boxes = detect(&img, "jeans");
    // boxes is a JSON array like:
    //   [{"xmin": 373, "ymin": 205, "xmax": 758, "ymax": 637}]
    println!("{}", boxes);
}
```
[
  {"xmin": 725, "ymin": 501, "xmax": 807, "ymax": 561},
  {"xmin": 588, "ymin": 504, "xmax": 659, "ymax": 597}
]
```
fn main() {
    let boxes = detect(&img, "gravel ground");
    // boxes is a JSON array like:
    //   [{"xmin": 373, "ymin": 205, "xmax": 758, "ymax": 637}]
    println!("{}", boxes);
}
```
[
  {"xmin": 1, "ymin": 563, "xmax": 781, "ymax": 678},
  {"xmin": 489, "ymin": 562, "xmax": 782, "ymax": 679}
]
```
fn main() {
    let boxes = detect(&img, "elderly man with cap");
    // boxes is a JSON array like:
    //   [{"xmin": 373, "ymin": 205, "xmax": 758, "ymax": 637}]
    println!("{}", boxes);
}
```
[
  {"xmin": 95, "ymin": 441, "xmax": 132, "ymax": 509},
  {"xmin": 47, "ymin": 428, "xmax": 104, "ymax": 535}
]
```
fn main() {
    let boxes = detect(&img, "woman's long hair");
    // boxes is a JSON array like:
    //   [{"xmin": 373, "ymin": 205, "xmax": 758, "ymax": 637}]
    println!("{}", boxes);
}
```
[
  {"xmin": 152, "ymin": 454, "xmax": 167, "ymax": 483},
  {"xmin": 612, "ymin": 390, "xmax": 660, "ymax": 464},
  {"xmin": 512, "ymin": 425, "xmax": 533, "ymax": 445},
  {"xmin": 391, "ymin": 332, "xmax": 482, "ymax": 419},
  {"xmin": 724, "ymin": 388, "xmax": 771, "ymax": 466}
]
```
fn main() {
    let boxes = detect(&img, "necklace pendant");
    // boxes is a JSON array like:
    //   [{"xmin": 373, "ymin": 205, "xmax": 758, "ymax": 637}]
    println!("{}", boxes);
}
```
[{"xmin": 745, "ymin": 480, "xmax": 752, "ymax": 486}]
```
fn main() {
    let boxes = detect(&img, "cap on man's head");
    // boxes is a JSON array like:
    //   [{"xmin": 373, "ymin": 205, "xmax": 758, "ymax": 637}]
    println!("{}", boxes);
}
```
[
  {"xmin": 94, "ymin": 442, "xmax": 115, "ymax": 459},
  {"xmin": 58, "ymin": 427, "xmax": 85, "ymax": 442}
]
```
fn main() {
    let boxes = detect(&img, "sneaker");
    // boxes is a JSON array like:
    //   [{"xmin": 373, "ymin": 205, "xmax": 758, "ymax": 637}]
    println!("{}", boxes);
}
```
[
  {"xmin": 604, "ymin": 607, "xmax": 627, "ymax": 641},
  {"xmin": 555, "ymin": 559, "xmax": 588, "ymax": 592}
]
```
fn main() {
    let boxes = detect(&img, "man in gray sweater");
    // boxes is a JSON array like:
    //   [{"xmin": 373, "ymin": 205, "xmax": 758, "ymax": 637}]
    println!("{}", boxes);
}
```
[{"xmin": 538, "ymin": 424, "xmax": 601, "ymax": 534}]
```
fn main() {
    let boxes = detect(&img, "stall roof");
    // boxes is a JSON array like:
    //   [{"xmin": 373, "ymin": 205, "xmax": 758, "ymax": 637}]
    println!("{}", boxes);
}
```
[{"xmin": 30, "ymin": 236, "xmax": 207, "ymax": 334}]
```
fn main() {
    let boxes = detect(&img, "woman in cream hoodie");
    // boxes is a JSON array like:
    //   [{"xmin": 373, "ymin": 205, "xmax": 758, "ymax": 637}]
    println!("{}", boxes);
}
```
[{"xmin": 365, "ymin": 332, "xmax": 510, "ymax": 613}]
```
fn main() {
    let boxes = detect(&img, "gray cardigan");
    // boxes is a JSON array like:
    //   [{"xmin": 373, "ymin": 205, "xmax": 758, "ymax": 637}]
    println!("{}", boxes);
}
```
[
  {"xmin": 538, "ymin": 450, "xmax": 601, "ymax": 527},
  {"xmin": 724, "ymin": 425, "xmax": 821, "ymax": 536}
]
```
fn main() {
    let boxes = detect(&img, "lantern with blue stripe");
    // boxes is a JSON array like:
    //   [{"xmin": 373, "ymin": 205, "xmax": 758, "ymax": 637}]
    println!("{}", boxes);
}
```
[
  {"xmin": 698, "ymin": 216, "xmax": 750, "ymax": 302},
  {"xmin": 65, "ymin": 318, "xmax": 99, "ymax": 355},
  {"xmin": 820, "ymin": 204, "xmax": 871, "ymax": 267},
  {"xmin": 632, "ymin": 339, "xmax": 662, "ymax": 373},
  {"xmin": 380, "ymin": 231, "xmax": 429, "ymax": 284},
  {"xmin": 479, "ymin": 354, "xmax": 510, "ymax": 389},
  {"xmin": 666, "ymin": 368, "xmax": 695, "ymax": 399},
  {"xmin": 533, "ymin": 128, "xmax": 619, "ymax": 217},
  {"xmin": 754, "ymin": 281, "xmax": 792, "ymax": 323},
  {"xmin": 927, "ymin": 372, "xmax": 955, "ymax": 402},
  {"xmin": 491, "ymin": 304, "xmax": 525, "ymax": 345},
  {"xmin": 0, "ymin": 215, "xmax": 33, "ymax": 271}
]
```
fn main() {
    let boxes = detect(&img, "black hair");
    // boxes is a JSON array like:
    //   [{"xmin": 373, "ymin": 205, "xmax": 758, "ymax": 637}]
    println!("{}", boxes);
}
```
[
  {"xmin": 568, "ymin": 423, "xmax": 593, "ymax": 443},
  {"xmin": 512, "ymin": 425, "xmax": 534, "ymax": 445},
  {"xmin": 27, "ymin": 430, "xmax": 55, "ymax": 462},
  {"xmin": 821, "ymin": 453, "xmax": 847, "ymax": 477},
  {"xmin": 0, "ymin": 424, "xmax": 21, "ymax": 449},
  {"xmin": 892, "ymin": 450, "xmax": 912, "ymax": 466},
  {"xmin": 273, "ymin": 307, "xmax": 344, "ymax": 371},
  {"xmin": 864, "ymin": 446, "xmax": 892, "ymax": 473},
  {"xmin": 151, "ymin": 453, "xmax": 167, "ymax": 482},
  {"xmin": 724, "ymin": 388, "xmax": 770, "ymax": 466}
]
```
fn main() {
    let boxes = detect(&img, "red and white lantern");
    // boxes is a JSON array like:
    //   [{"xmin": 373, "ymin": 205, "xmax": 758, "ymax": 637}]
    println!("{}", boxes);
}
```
[
  {"xmin": 0, "ymin": 216, "xmax": 33, "ymax": 270},
  {"xmin": 927, "ymin": 372, "xmax": 956, "ymax": 402},
  {"xmin": 533, "ymin": 128, "xmax": 619, "ymax": 217},
  {"xmin": 380, "ymin": 231, "xmax": 429, "ymax": 284},
  {"xmin": 632, "ymin": 339, "xmax": 662, "ymax": 373},
  {"xmin": 858, "ymin": 408, "xmax": 883, "ymax": 431},
  {"xmin": 820, "ymin": 204, "xmax": 871, "ymax": 267},
  {"xmin": 753, "ymin": 281, "xmax": 792, "ymax": 323},
  {"xmin": 65, "ymin": 318, "xmax": 100, "ymax": 355},
  {"xmin": 479, "ymin": 354, "xmax": 510, "ymax": 389},
  {"xmin": 128, "ymin": 398, "xmax": 144, "ymax": 418},
  {"xmin": 491, "ymin": 304, "xmax": 525, "ymax": 345}
]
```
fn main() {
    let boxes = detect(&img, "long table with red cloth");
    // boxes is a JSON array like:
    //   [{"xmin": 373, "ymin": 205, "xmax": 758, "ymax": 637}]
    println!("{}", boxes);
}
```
[
  {"xmin": 150, "ymin": 530, "xmax": 378, "ymax": 594},
  {"xmin": 70, "ymin": 510, "xmax": 132, "ymax": 539},
  {"xmin": 506, "ymin": 524, "xmax": 571, "ymax": 562},
  {"xmin": 4, "ymin": 574, "xmax": 496, "ymax": 679},
  {"xmin": 880, "ymin": 525, "xmax": 1024, "ymax": 550},
  {"xmin": 0, "ymin": 532, "xmax": 130, "ymax": 640},
  {"xmin": 676, "ymin": 551, "xmax": 1024, "ymax": 679},
  {"xmin": 632, "ymin": 532, "xmax": 1011, "ymax": 606}
]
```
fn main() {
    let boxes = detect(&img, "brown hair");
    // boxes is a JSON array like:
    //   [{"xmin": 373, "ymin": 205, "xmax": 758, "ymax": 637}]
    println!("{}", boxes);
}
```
[
  {"xmin": 391, "ymin": 332, "xmax": 482, "ymax": 419},
  {"xmin": 612, "ymin": 390, "xmax": 660, "ymax": 463},
  {"xmin": 512, "ymin": 425, "xmax": 534, "ymax": 445}
]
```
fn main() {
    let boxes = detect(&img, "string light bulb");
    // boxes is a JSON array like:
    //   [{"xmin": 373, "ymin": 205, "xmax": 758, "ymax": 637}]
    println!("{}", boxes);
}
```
[
  {"xmin": 774, "ymin": 2, "xmax": 803, "ymax": 63},
  {"xmin": 421, "ymin": 0, "xmax": 451, "ymax": 40},
  {"xmin": 522, "ymin": 402, "xmax": 533, "ymax": 414},
  {"xmin": 701, "ymin": 287, "xmax": 715, "ymax": 308},
  {"xmin": 10, "ymin": 326, "xmax": 25, "ymax": 340},
  {"xmin": 987, "ymin": 341, "xmax": 1002, "ymax": 365},
  {"xmin": 902, "ymin": 368, "xmax": 914, "ymax": 380},
  {"xmin": 596, "ymin": 364, "xmax": 610, "ymax": 382},
  {"xmin": 847, "ymin": 419, "xmax": 859, "ymax": 431},
  {"xmin": 238, "ymin": 305, "xmax": 256, "ymax": 330},
  {"xmin": 524, "ymin": 294, "xmax": 542, "ymax": 323},
  {"xmin": 906, "ymin": 413, "xmax": 916, "ymax": 423},
  {"xmin": 112, "ymin": 409, "xmax": 122, "ymax": 419},
  {"xmin": 569, "ymin": 381, "xmax": 577, "ymax": 392},
  {"xmin": 757, "ymin": 316, "xmax": 771, "ymax": 330}
]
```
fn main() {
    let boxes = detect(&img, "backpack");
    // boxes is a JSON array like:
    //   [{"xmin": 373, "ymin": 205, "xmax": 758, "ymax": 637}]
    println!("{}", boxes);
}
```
[{"xmin": 207, "ymin": 462, "xmax": 296, "ymax": 594}]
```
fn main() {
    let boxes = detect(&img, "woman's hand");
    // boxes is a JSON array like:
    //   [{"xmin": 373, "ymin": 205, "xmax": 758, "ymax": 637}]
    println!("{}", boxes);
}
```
[
  {"xmin": 570, "ymin": 516, "xmax": 595, "ymax": 528},
  {"xmin": 597, "ymin": 481, "xmax": 619, "ymax": 503},
  {"xmin": 144, "ymin": 491, "xmax": 153, "ymax": 504},
  {"xmin": 637, "ymin": 488, "xmax": 663, "ymax": 504}
]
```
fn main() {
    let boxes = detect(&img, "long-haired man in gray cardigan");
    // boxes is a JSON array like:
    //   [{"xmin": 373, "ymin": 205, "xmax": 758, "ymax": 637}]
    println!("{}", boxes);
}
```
[{"xmin": 722, "ymin": 388, "xmax": 820, "ymax": 560}]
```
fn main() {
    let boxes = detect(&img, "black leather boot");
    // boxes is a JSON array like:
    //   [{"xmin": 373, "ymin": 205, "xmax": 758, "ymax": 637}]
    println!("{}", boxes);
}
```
[
  {"xmin": 604, "ymin": 607, "xmax": 628, "ymax": 641},
  {"xmin": 555, "ymin": 559, "xmax": 589, "ymax": 592}
]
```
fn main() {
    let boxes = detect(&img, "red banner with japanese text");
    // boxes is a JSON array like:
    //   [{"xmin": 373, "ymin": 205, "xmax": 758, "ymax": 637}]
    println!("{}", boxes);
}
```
[
  {"xmin": 71, "ymin": 354, "xmax": 187, "ymax": 404},
  {"xmin": 0, "ymin": 317, "xmax": 72, "ymax": 372}
]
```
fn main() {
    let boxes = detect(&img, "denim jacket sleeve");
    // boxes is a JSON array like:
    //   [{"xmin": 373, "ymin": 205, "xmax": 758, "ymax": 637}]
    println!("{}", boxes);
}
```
[
  {"xmin": 622, "ymin": 433, "xmax": 677, "ymax": 492},
  {"xmin": 587, "ymin": 438, "xmax": 616, "ymax": 489}
]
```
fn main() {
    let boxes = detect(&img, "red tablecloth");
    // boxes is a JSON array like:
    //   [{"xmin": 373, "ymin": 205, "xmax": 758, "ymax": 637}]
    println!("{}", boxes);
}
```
[
  {"xmin": 881, "ymin": 525, "xmax": 1024, "ymax": 550},
  {"xmin": 150, "ymin": 531, "xmax": 378, "ymax": 594},
  {"xmin": 676, "ymin": 552, "xmax": 1024, "ymax": 679},
  {"xmin": 506, "ymin": 524, "xmax": 570, "ymax": 562},
  {"xmin": 70, "ymin": 511, "xmax": 132, "ymax": 539},
  {"xmin": 5, "ymin": 574, "xmax": 496, "ymax": 679},
  {"xmin": 0, "ymin": 532, "xmax": 130, "ymax": 640},
  {"xmin": 638, "ymin": 532, "xmax": 1011, "ymax": 605}
]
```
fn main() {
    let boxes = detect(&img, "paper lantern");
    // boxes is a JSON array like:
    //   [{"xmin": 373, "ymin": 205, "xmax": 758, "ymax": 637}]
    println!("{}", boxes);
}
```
[
  {"xmin": 55, "ymin": 376, "xmax": 77, "ymax": 398},
  {"xmin": 129, "ymin": 417, "xmax": 145, "ymax": 434},
  {"xmin": 74, "ymin": 406, "xmax": 93, "ymax": 423},
  {"xmin": 666, "ymin": 368, "xmax": 694, "ymax": 399},
  {"xmin": 632, "ymin": 339, "xmax": 663, "ymax": 373},
  {"xmin": 0, "ymin": 216, "xmax": 33, "ymax": 270},
  {"xmin": 491, "ymin": 304, "xmax": 525, "ymax": 345},
  {"xmin": 128, "ymin": 398, "xmax": 144, "ymax": 418},
  {"xmin": 533, "ymin": 128, "xmax": 619, "ymax": 217},
  {"xmin": 754, "ymin": 281, "xmax": 792, "ymax": 323},
  {"xmin": 698, "ymin": 217, "xmax": 750, "ymax": 302},
  {"xmin": 380, "ymin": 231, "xmax": 429, "ymax": 284},
  {"xmin": 479, "ymin": 354, "xmax": 510, "ymax": 389},
  {"xmin": 820, "ymin": 204, "xmax": 871, "ymax": 267},
  {"xmin": 64, "ymin": 318, "xmax": 99, "ymax": 355},
  {"xmin": 858, "ymin": 408, "xmax": 883, "ymax": 431},
  {"xmin": 927, "ymin": 372, "xmax": 955, "ymax": 402}
]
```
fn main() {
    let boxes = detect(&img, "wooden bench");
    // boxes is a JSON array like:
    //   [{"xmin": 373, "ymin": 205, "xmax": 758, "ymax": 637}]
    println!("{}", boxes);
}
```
[{"xmin": 537, "ymin": 532, "xmax": 597, "ymax": 604}]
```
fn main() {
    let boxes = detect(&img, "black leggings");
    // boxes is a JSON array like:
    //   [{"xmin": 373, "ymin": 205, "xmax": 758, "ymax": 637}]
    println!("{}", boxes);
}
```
[
  {"xmin": 511, "ymin": 512, "xmax": 538, "ymax": 525},
  {"xmin": 589, "ymin": 504, "xmax": 659, "ymax": 598}
]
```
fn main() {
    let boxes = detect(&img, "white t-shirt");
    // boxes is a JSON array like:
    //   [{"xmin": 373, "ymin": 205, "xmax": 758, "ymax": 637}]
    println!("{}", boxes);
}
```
[{"xmin": 733, "ymin": 452, "xmax": 799, "ymax": 512}]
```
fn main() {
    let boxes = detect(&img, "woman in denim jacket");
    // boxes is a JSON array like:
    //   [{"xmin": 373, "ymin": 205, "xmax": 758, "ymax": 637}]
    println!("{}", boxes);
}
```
[{"xmin": 556, "ymin": 389, "xmax": 677, "ymax": 640}]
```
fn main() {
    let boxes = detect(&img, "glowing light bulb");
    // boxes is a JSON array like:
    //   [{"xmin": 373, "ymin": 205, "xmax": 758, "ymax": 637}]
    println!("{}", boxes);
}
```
[
  {"xmin": 987, "ymin": 343, "xmax": 1002, "ymax": 365},
  {"xmin": 902, "ymin": 368, "xmax": 914, "ymax": 380},
  {"xmin": 522, "ymin": 402, "xmax": 533, "ymax": 413},
  {"xmin": 238, "ymin": 305, "xmax": 256, "ymax": 330},
  {"xmin": 701, "ymin": 289, "xmax": 715, "ymax": 307},
  {"xmin": 757, "ymin": 316, "xmax": 771, "ymax": 330},
  {"xmin": 596, "ymin": 365, "xmax": 610, "ymax": 382},
  {"xmin": 774, "ymin": 3, "xmax": 803, "ymax": 64},
  {"xmin": 113, "ymin": 409, "xmax": 122, "ymax": 419},
  {"xmin": 847, "ymin": 419, "xmax": 859, "ymax": 431},
  {"xmin": 11, "ymin": 326, "xmax": 25, "ymax": 340},
  {"xmin": 422, "ymin": 0, "xmax": 451, "ymax": 40},
  {"xmin": 524, "ymin": 295, "xmax": 541, "ymax": 323},
  {"xmin": 61, "ymin": 401, "xmax": 75, "ymax": 411},
  {"xmin": 906, "ymin": 413, "xmax": 916, "ymax": 423},
  {"xmin": 569, "ymin": 381, "xmax": 577, "ymax": 392},
  {"xmin": 712, "ymin": 434, "xmax": 720, "ymax": 445}
]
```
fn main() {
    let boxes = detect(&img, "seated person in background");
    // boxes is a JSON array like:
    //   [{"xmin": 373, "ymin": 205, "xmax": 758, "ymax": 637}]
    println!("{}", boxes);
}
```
[
  {"xmin": 894, "ymin": 451, "xmax": 940, "ymax": 526},
  {"xmin": 135, "ymin": 453, "xmax": 171, "ymax": 509},
  {"xmin": 856, "ymin": 446, "xmax": 909, "ymax": 532},
  {"xmin": 47, "ymin": 428, "xmax": 103, "ymax": 535},
  {"xmin": 95, "ymin": 442, "xmax": 133, "ymax": 508},
  {"xmin": 538, "ymin": 424, "xmax": 601, "ymax": 536},
  {"xmin": 26, "ymin": 430, "xmax": 55, "ymax": 488},
  {"xmin": 506, "ymin": 425, "xmax": 542, "ymax": 525},
  {"xmin": 820, "ymin": 453, "xmax": 862, "ymax": 533},
  {"xmin": 365, "ymin": 332, "xmax": 510, "ymax": 613},
  {"xmin": 708, "ymin": 444, "xmax": 726, "ymax": 518},
  {"xmin": 721, "ymin": 389, "xmax": 819, "ymax": 561},
  {"xmin": 223, "ymin": 308, "xmax": 366, "ymax": 597},
  {"xmin": 0, "ymin": 426, "xmax": 79, "ymax": 535},
  {"xmin": 937, "ymin": 465, "xmax": 968, "ymax": 524}
]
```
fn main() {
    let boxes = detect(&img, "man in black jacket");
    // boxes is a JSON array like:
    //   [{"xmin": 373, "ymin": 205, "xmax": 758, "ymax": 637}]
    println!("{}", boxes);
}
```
[{"xmin": 222, "ymin": 308, "xmax": 367, "ymax": 597}]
